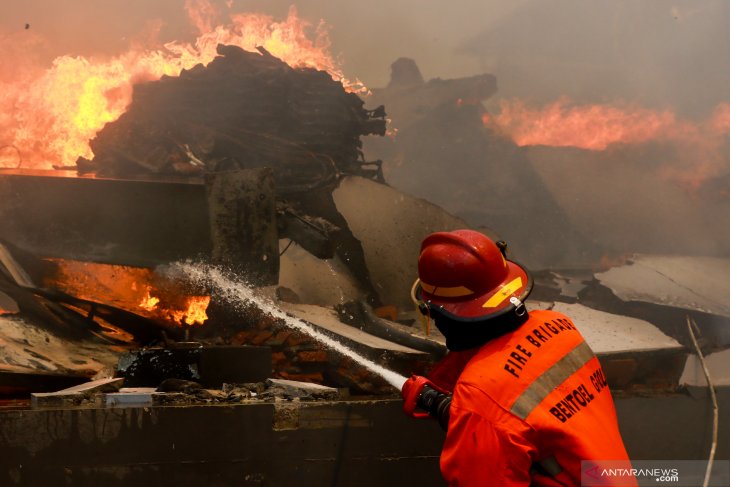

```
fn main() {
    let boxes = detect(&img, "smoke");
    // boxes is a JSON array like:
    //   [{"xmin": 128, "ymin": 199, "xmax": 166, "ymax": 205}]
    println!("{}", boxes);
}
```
[
  {"xmin": 6, "ymin": 0, "xmax": 728, "ymax": 115},
  {"xmin": 184, "ymin": 0, "xmax": 221, "ymax": 34},
  {"xmin": 465, "ymin": 0, "xmax": 730, "ymax": 118},
  {"xmin": 2, "ymin": 0, "xmax": 729, "ymax": 260},
  {"xmin": 0, "ymin": 2, "xmax": 348, "ymax": 169}
]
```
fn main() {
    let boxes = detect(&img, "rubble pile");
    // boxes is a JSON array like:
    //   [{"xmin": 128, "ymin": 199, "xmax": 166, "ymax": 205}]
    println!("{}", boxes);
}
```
[
  {"xmin": 78, "ymin": 44, "xmax": 386, "ymax": 189},
  {"xmin": 30, "ymin": 377, "xmax": 341, "ymax": 409},
  {"xmin": 195, "ymin": 298, "xmax": 438, "ymax": 395},
  {"xmin": 56, "ymin": 45, "xmax": 391, "ymax": 305},
  {"xmin": 363, "ymin": 58, "xmax": 596, "ymax": 270}
]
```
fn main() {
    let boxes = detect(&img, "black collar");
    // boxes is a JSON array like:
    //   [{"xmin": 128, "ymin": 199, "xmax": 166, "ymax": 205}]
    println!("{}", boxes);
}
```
[{"xmin": 434, "ymin": 308, "xmax": 530, "ymax": 352}]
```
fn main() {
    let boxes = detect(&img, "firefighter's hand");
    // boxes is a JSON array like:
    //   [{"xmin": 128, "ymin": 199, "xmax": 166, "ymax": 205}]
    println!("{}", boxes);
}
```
[{"xmin": 401, "ymin": 375, "xmax": 432, "ymax": 418}]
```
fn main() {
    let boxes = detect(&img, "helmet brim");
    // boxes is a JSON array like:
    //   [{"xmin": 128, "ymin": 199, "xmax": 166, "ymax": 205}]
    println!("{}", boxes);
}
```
[{"xmin": 414, "ymin": 259, "xmax": 532, "ymax": 321}]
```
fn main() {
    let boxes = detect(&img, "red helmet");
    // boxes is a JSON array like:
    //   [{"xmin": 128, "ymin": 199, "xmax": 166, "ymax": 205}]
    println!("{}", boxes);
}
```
[{"xmin": 412, "ymin": 229, "xmax": 531, "ymax": 320}]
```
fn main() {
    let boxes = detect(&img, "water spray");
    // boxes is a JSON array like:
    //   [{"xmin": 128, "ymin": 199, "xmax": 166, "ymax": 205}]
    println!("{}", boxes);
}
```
[{"xmin": 175, "ymin": 262, "xmax": 408, "ymax": 391}]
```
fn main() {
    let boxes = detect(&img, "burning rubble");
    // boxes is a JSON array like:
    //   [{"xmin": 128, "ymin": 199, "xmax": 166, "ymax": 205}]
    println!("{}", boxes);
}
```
[
  {"xmin": 76, "ymin": 43, "xmax": 385, "ymax": 182},
  {"xmin": 0, "ymin": 39, "xmax": 398, "ymax": 404},
  {"xmin": 0, "ymin": 27, "xmax": 727, "ymax": 401},
  {"xmin": 0, "ymin": 4, "xmax": 729, "ymax": 484},
  {"xmin": 0, "ymin": 5, "xmax": 363, "ymax": 171},
  {"xmin": 0, "ymin": 34, "xmax": 441, "ymax": 399}
]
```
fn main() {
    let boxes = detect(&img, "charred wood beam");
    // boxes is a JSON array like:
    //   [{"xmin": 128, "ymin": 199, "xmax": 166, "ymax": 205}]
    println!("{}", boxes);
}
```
[
  {"xmin": 0, "ymin": 244, "xmax": 175, "ymax": 343},
  {"xmin": 31, "ymin": 287, "xmax": 181, "ymax": 343}
]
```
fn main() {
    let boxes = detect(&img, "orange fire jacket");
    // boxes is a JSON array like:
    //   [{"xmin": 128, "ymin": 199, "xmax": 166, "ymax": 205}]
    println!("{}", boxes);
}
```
[{"xmin": 427, "ymin": 309, "xmax": 636, "ymax": 487}]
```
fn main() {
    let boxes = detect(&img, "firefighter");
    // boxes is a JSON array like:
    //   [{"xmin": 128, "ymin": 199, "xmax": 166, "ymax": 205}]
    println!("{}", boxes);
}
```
[{"xmin": 402, "ymin": 229, "xmax": 635, "ymax": 486}]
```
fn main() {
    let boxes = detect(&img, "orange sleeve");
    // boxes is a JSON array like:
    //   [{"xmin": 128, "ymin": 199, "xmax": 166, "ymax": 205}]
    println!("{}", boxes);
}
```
[{"xmin": 441, "ymin": 400, "xmax": 535, "ymax": 487}]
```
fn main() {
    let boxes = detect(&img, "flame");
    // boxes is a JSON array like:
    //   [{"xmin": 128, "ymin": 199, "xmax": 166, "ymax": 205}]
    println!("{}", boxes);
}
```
[
  {"xmin": 0, "ymin": 3, "xmax": 362, "ymax": 170},
  {"xmin": 46, "ymin": 259, "xmax": 209, "ymax": 326},
  {"xmin": 169, "ymin": 296, "xmax": 211, "ymax": 326},
  {"xmin": 491, "ymin": 97, "xmax": 711, "ymax": 150},
  {"xmin": 139, "ymin": 288, "xmax": 161, "ymax": 311},
  {"xmin": 490, "ymin": 98, "xmax": 730, "ymax": 189},
  {"xmin": 140, "ymin": 288, "xmax": 209, "ymax": 326}
]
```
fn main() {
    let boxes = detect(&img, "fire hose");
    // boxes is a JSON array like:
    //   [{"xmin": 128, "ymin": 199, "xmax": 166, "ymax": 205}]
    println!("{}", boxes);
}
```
[{"xmin": 402, "ymin": 375, "xmax": 452, "ymax": 431}]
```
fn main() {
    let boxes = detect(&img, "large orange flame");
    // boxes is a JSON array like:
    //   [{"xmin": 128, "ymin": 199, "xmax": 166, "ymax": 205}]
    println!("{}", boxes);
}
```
[
  {"xmin": 0, "ymin": 3, "xmax": 362, "ymax": 171},
  {"xmin": 489, "ymin": 98, "xmax": 730, "ymax": 150},
  {"xmin": 46, "ymin": 259, "xmax": 210, "ymax": 327},
  {"xmin": 490, "ymin": 98, "xmax": 730, "ymax": 189}
]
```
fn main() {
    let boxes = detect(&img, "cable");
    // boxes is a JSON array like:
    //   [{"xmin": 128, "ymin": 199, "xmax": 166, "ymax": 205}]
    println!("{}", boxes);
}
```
[
  {"xmin": 686, "ymin": 316, "xmax": 718, "ymax": 487},
  {"xmin": 279, "ymin": 239, "xmax": 294, "ymax": 256}
]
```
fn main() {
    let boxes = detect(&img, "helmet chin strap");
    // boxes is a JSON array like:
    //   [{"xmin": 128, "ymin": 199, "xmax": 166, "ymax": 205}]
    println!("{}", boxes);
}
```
[{"xmin": 410, "ymin": 278, "xmax": 432, "ymax": 335}]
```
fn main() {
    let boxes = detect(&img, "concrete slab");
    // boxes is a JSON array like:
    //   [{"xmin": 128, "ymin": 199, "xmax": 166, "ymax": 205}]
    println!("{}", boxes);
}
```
[
  {"xmin": 552, "ymin": 302, "xmax": 683, "ymax": 354},
  {"xmin": 0, "ymin": 170, "xmax": 210, "ymax": 268},
  {"xmin": 680, "ymin": 348, "xmax": 730, "ymax": 387},
  {"xmin": 0, "ymin": 399, "xmax": 445, "ymax": 486},
  {"xmin": 45, "ymin": 377, "xmax": 124, "ymax": 395},
  {"xmin": 333, "ymin": 176, "xmax": 468, "ymax": 310},
  {"xmin": 31, "ymin": 378, "xmax": 124, "ymax": 408},
  {"xmin": 526, "ymin": 299, "xmax": 556, "ymax": 311},
  {"xmin": 0, "ymin": 169, "xmax": 279, "ymax": 280},
  {"xmin": 595, "ymin": 255, "xmax": 730, "ymax": 318},
  {"xmin": 278, "ymin": 241, "xmax": 362, "ymax": 307},
  {"xmin": 551, "ymin": 303, "xmax": 687, "ymax": 389},
  {"xmin": 281, "ymin": 303, "xmax": 424, "ymax": 354}
]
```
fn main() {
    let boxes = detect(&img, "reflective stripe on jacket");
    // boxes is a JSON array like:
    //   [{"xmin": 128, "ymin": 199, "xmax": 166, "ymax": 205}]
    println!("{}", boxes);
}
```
[{"xmin": 431, "ymin": 310, "xmax": 635, "ymax": 487}]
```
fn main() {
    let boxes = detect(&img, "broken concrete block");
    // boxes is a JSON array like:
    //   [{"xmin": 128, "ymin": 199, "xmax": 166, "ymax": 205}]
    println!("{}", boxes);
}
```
[
  {"xmin": 105, "ymin": 387, "xmax": 157, "ymax": 408},
  {"xmin": 31, "ymin": 377, "xmax": 124, "ymax": 408},
  {"xmin": 595, "ymin": 255, "xmax": 730, "ymax": 318},
  {"xmin": 278, "ymin": 241, "xmax": 362, "ymax": 308},
  {"xmin": 333, "ymin": 176, "xmax": 469, "ymax": 309},
  {"xmin": 267, "ymin": 378, "xmax": 338, "ymax": 400}
]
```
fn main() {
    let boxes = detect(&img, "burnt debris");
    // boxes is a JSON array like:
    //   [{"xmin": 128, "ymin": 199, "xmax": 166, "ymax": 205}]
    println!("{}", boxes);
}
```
[{"xmin": 78, "ymin": 44, "xmax": 386, "ymax": 186}]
